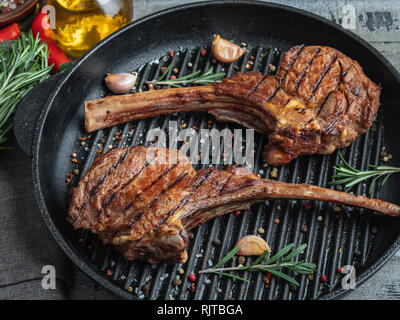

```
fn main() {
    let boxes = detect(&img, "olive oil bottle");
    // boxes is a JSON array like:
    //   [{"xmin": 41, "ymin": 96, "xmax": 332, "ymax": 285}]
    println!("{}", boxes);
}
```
[{"xmin": 46, "ymin": 0, "xmax": 133, "ymax": 58}]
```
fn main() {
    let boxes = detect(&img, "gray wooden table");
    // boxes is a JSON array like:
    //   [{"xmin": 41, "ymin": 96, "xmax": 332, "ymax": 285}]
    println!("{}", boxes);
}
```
[{"xmin": 133, "ymin": 0, "xmax": 400, "ymax": 300}]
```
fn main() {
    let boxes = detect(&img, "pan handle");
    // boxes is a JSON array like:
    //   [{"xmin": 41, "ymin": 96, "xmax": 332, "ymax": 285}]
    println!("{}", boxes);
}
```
[{"xmin": 13, "ymin": 71, "xmax": 67, "ymax": 158}]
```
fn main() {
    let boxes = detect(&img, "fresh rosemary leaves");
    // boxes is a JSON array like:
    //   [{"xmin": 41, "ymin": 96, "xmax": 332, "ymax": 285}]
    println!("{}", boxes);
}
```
[
  {"xmin": 0, "ymin": 32, "xmax": 52, "ymax": 149},
  {"xmin": 329, "ymin": 152, "xmax": 400, "ymax": 194},
  {"xmin": 146, "ymin": 65, "xmax": 226, "ymax": 88},
  {"xmin": 199, "ymin": 243, "xmax": 316, "ymax": 286}
]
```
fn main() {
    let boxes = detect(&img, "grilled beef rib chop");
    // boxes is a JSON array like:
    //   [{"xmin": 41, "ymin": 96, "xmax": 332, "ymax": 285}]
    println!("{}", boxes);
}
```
[
  {"xmin": 68, "ymin": 146, "xmax": 400, "ymax": 264},
  {"xmin": 85, "ymin": 45, "xmax": 381, "ymax": 166}
]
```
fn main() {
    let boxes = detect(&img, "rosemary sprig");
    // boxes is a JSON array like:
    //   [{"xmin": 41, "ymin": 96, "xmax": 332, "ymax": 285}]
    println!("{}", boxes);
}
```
[
  {"xmin": 146, "ymin": 65, "xmax": 226, "ymax": 88},
  {"xmin": 0, "ymin": 31, "xmax": 52, "ymax": 149},
  {"xmin": 329, "ymin": 152, "xmax": 400, "ymax": 194},
  {"xmin": 199, "ymin": 243, "xmax": 316, "ymax": 286}
]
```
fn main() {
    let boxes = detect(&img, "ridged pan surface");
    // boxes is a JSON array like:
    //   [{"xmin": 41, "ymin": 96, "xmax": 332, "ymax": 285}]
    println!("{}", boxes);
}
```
[{"xmin": 32, "ymin": 1, "xmax": 400, "ymax": 300}]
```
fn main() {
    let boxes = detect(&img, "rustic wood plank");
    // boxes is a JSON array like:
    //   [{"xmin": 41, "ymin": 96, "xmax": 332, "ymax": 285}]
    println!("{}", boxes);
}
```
[
  {"xmin": 133, "ymin": 0, "xmax": 400, "ymax": 41},
  {"xmin": 343, "ymin": 257, "xmax": 400, "ymax": 300}
]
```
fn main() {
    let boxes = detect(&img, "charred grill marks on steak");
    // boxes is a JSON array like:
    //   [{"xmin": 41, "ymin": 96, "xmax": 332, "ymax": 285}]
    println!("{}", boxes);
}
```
[
  {"xmin": 104, "ymin": 158, "xmax": 153, "ymax": 209},
  {"xmin": 155, "ymin": 195, "xmax": 191, "ymax": 232},
  {"xmin": 267, "ymin": 44, "xmax": 306, "ymax": 102},
  {"xmin": 217, "ymin": 171, "xmax": 234, "ymax": 194},
  {"xmin": 84, "ymin": 45, "xmax": 381, "ymax": 166},
  {"xmin": 126, "ymin": 170, "xmax": 189, "ymax": 229},
  {"xmin": 69, "ymin": 147, "xmax": 400, "ymax": 264},
  {"xmin": 247, "ymin": 73, "xmax": 269, "ymax": 98},
  {"xmin": 89, "ymin": 148, "xmax": 130, "ymax": 197},
  {"xmin": 153, "ymin": 169, "xmax": 214, "ymax": 231},
  {"xmin": 294, "ymin": 47, "xmax": 321, "ymax": 92},
  {"xmin": 310, "ymin": 54, "xmax": 338, "ymax": 101}
]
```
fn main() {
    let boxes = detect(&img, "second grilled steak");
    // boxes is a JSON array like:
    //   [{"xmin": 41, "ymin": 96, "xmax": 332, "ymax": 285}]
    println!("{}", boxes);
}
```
[
  {"xmin": 68, "ymin": 146, "xmax": 400, "ymax": 264},
  {"xmin": 85, "ymin": 45, "xmax": 381, "ymax": 166}
]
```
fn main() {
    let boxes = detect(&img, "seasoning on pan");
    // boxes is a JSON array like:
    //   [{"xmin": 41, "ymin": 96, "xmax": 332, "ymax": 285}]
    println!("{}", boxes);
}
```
[
  {"xmin": 188, "ymin": 273, "xmax": 196, "ymax": 282},
  {"xmin": 173, "ymin": 277, "xmax": 182, "ymax": 286},
  {"xmin": 106, "ymin": 269, "xmax": 114, "ymax": 276},
  {"xmin": 238, "ymin": 256, "xmax": 246, "ymax": 265},
  {"xmin": 270, "ymin": 167, "xmax": 278, "ymax": 178},
  {"xmin": 333, "ymin": 206, "xmax": 341, "ymax": 212},
  {"xmin": 264, "ymin": 272, "xmax": 272, "ymax": 288},
  {"xmin": 301, "ymin": 224, "xmax": 308, "ymax": 233},
  {"xmin": 212, "ymin": 238, "xmax": 221, "ymax": 246},
  {"xmin": 245, "ymin": 61, "xmax": 253, "ymax": 70}
]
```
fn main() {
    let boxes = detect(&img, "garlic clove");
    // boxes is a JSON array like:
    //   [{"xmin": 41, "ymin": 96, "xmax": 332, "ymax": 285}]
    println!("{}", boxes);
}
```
[
  {"xmin": 105, "ymin": 72, "xmax": 137, "ymax": 94},
  {"xmin": 236, "ymin": 235, "xmax": 270, "ymax": 256},
  {"xmin": 212, "ymin": 34, "xmax": 246, "ymax": 63}
]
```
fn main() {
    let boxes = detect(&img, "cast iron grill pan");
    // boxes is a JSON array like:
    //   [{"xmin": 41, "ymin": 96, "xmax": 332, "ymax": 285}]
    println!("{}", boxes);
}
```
[
  {"xmin": 14, "ymin": 1, "xmax": 400, "ymax": 300},
  {"xmin": 69, "ymin": 46, "xmax": 389, "ymax": 300}
]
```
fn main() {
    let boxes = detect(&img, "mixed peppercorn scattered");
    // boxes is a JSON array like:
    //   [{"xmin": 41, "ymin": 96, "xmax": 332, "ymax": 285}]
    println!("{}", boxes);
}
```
[
  {"xmin": 63, "ymin": 39, "xmax": 383, "ymax": 297},
  {"xmin": 0, "ymin": 0, "xmax": 24, "ymax": 14}
]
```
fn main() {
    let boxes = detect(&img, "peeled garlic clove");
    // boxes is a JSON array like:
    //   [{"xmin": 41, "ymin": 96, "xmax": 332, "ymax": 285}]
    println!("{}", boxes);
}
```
[
  {"xmin": 105, "ymin": 72, "xmax": 137, "ymax": 94},
  {"xmin": 212, "ymin": 34, "xmax": 246, "ymax": 63},
  {"xmin": 236, "ymin": 235, "xmax": 270, "ymax": 256}
]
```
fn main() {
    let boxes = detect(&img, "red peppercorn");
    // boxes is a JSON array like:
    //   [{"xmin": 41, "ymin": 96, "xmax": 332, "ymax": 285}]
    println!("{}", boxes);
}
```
[
  {"xmin": 106, "ymin": 269, "xmax": 114, "ymax": 276},
  {"xmin": 337, "ymin": 267, "xmax": 343, "ymax": 274},
  {"xmin": 188, "ymin": 273, "xmax": 196, "ymax": 282},
  {"xmin": 320, "ymin": 274, "xmax": 328, "ymax": 282},
  {"xmin": 201, "ymin": 49, "xmax": 207, "ymax": 56},
  {"xmin": 170, "ymin": 75, "xmax": 177, "ymax": 80},
  {"xmin": 169, "ymin": 51, "xmax": 174, "ymax": 57},
  {"xmin": 264, "ymin": 272, "xmax": 272, "ymax": 288},
  {"xmin": 304, "ymin": 203, "xmax": 311, "ymax": 210},
  {"xmin": 234, "ymin": 210, "xmax": 241, "ymax": 216},
  {"xmin": 189, "ymin": 283, "xmax": 196, "ymax": 292}
]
